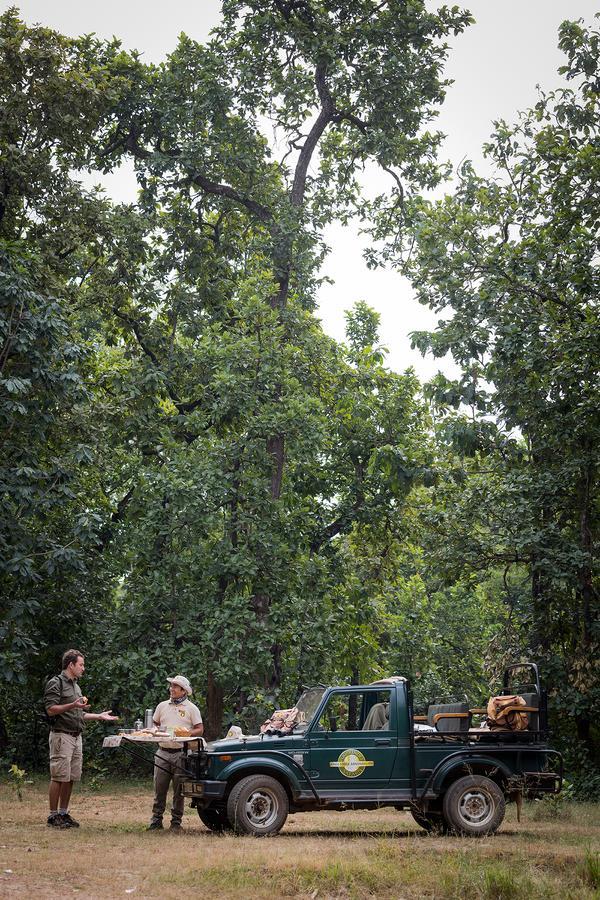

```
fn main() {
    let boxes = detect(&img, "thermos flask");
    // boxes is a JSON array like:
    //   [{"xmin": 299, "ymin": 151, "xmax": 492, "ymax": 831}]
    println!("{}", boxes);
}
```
[{"xmin": 144, "ymin": 708, "xmax": 154, "ymax": 729}]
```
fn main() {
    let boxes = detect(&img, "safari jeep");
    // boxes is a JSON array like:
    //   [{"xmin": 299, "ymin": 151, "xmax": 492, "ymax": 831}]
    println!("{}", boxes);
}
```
[{"xmin": 180, "ymin": 663, "xmax": 562, "ymax": 837}]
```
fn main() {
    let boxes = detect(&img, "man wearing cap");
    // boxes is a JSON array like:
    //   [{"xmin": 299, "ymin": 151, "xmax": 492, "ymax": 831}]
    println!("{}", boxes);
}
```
[{"xmin": 148, "ymin": 675, "xmax": 203, "ymax": 832}]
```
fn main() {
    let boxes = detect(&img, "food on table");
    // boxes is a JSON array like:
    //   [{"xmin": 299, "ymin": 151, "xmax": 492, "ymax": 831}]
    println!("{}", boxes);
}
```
[{"xmin": 126, "ymin": 730, "xmax": 167, "ymax": 738}]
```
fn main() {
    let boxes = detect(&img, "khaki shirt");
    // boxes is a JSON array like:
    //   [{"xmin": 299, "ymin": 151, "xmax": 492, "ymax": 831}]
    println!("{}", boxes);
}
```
[
  {"xmin": 153, "ymin": 698, "xmax": 202, "ymax": 749},
  {"xmin": 44, "ymin": 671, "xmax": 85, "ymax": 733}
]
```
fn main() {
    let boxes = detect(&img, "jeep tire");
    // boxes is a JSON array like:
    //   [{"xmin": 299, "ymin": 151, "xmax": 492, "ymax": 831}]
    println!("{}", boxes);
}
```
[
  {"xmin": 410, "ymin": 808, "xmax": 449, "ymax": 834},
  {"xmin": 442, "ymin": 775, "xmax": 505, "ymax": 836},
  {"xmin": 227, "ymin": 774, "xmax": 289, "ymax": 836},
  {"xmin": 197, "ymin": 805, "xmax": 232, "ymax": 833}
]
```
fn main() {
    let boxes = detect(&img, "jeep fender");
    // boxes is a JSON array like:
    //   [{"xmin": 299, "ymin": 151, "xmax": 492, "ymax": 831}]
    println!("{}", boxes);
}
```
[
  {"xmin": 431, "ymin": 753, "xmax": 513, "ymax": 794},
  {"xmin": 216, "ymin": 756, "xmax": 303, "ymax": 797}
]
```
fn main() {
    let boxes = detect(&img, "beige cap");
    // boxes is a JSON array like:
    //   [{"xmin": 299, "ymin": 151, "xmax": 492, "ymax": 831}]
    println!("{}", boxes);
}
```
[{"xmin": 167, "ymin": 675, "xmax": 193, "ymax": 695}]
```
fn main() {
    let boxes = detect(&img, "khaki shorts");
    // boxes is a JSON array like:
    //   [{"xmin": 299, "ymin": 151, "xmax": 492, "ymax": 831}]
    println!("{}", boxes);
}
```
[{"xmin": 49, "ymin": 732, "xmax": 83, "ymax": 782}]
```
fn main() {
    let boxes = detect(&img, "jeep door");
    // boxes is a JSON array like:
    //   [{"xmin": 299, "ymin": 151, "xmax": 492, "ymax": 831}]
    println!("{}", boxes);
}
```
[{"xmin": 307, "ymin": 688, "xmax": 396, "ymax": 790}]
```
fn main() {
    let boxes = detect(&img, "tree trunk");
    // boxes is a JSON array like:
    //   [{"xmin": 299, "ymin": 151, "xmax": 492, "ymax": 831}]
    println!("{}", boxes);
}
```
[
  {"xmin": 573, "ymin": 456, "xmax": 597, "ymax": 758},
  {"xmin": 578, "ymin": 457, "xmax": 595, "ymax": 648},
  {"xmin": 348, "ymin": 668, "xmax": 360, "ymax": 729},
  {"xmin": 269, "ymin": 642, "xmax": 282, "ymax": 693},
  {"xmin": 0, "ymin": 714, "xmax": 8, "ymax": 753},
  {"xmin": 528, "ymin": 439, "xmax": 553, "ymax": 654},
  {"xmin": 530, "ymin": 564, "xmax": 552, "ymax": 653},
  {"xmin": 205, "ymin": 669, "xmax": 224, "ymax": 741}
]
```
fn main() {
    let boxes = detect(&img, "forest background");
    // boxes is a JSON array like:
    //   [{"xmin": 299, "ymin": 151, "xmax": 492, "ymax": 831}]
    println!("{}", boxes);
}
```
[{"xmin": 0, "ymin": 1, "xmax": 598, "ymax": 795}]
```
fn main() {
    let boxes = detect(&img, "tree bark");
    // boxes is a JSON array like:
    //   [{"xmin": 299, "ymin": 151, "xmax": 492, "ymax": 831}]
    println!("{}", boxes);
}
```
[
  {"xmin": 578, "ymin": 456, "xmax": 595, "ymax": 647},
  {"xmin": 205, "ymin": 669, "xmax": 224, "ymax": 741},
  {"xmin": 269, "ymin": 642, "xmax": 283, "ymax": 693}
]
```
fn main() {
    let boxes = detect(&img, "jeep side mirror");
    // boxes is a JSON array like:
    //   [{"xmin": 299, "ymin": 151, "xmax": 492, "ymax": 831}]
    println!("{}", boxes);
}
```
[{"xmin": 328, "ymin": 715, "xmax": 338, "ymax": 732}]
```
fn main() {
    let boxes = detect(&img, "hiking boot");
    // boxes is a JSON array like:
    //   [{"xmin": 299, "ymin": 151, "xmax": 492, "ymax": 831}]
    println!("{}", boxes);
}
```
[
  {"xmin": 147, "ymin": 821, "xmax": 163, "ymax": 831},
  {"xmin": 61, "ymin": 813, "xmax": 80, "ymax": 828},
  {"xmin": 169, "ymin": 823, "xmax": 183, "ymax": 833},
  {"xmin": 47, "ymin": 813, "xmax": 68, "ymax": 829}
]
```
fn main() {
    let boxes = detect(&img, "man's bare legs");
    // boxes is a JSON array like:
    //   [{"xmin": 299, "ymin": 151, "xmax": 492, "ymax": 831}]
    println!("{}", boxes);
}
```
[
  {"xmin": 60, "ymin": 780, "xmax": 74, "ymax": 810},
  {"xmin": 49, "ymin": 779, "xmax": 74, "ymax": 812},
  {"xmin": 49, "ymin": 779, "xmax": 61, "ymax": 812}
]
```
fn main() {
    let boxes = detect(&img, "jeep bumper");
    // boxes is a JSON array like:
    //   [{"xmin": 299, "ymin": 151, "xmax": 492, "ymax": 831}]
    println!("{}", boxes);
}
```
[
  {"xmin": 180, "ymin": 779, "xmax": 227, "ymax": 800},
  {"xmin": 523, "ymin": 771, "xmax": 562, "ymax": 796}
]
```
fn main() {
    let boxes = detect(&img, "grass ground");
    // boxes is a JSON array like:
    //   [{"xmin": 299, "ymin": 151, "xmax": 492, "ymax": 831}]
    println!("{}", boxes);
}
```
[{"xmin": 0, "ymin": 780, "xmax": 598, "ymax": 899}]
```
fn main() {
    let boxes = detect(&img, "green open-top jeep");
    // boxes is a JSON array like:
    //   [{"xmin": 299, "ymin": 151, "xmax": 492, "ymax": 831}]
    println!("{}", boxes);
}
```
[{"xmin": 180, "ymin": 663, "xmax": 562, "ymax": 837}]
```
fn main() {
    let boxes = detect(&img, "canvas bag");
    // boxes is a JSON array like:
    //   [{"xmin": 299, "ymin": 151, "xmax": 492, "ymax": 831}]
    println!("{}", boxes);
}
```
[
  {"xmin": 486, "ymin": 694, "xmax": 529, "ymax": 731},
  {"xmin": 260, "ymin": 707, "xmax": 300, "ymax": 735}
]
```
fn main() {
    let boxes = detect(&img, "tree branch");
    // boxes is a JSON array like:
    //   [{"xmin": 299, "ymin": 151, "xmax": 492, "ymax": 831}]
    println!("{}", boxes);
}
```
[
  {"xmin": 123, "ymin": 125, "xmax": 274, "ymax": 224},
  {"xmin": 290, "ymin": 59, "xmax": 335, "ymax": 207}
]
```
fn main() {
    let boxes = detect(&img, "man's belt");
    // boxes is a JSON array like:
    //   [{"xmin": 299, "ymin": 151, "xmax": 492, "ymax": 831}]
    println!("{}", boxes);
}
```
[
  {"xmin": 51, "ymin": 729, "xmax": 82, "ymax": 737},
  {"xmin": 158, "ymin": 747, "xmax": 182, "ymax": 753}
]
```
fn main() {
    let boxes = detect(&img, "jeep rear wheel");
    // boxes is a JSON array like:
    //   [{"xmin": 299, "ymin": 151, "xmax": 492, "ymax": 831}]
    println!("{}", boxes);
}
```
[
  {"xmin": 227, "ymin": 774, "xmax": 289, "ymax": 836},
  {"xmin": 442, "ymin": 775, "xmax": 505, "ymax": 836},
  {"xmin": 197, "ymin": 806, "xmax": 232, "ymax": 833},
  {"xmin": 410, "ymin": 808, "xmax": 449, "ymax": 834}
]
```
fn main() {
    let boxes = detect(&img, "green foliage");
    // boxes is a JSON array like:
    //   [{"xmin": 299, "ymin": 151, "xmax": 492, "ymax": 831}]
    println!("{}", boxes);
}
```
[
  {"xmin": 85, "ymin": 759, "xmax": 110, "ymax": 792},
  {"xmin": 344, "ymin": 301, "xmax": 382, "ymax": 355},
  {"xmin": 8, "ymin": 763, "xmax": 31, "ymax": 801},
  {"xmin": 2, "ymin": 4, "xmax": 596, "ymax": 790},
  {"xmin": 406, "ymin": 15, "xmax": 600, "ymax": 769},
  {"xmin": 0, "ymin": 250, "xmax": 92, "ymax": 678},
  {"xmin": 1, "ymin": 3, "xmax": 481, "ymax": 760}
]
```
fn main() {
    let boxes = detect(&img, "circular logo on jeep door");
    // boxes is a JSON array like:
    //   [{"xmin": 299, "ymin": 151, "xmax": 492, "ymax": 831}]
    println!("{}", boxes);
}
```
[{"xmin": 329, "ymin": 749, "xmax": 375, "ymax": 778}]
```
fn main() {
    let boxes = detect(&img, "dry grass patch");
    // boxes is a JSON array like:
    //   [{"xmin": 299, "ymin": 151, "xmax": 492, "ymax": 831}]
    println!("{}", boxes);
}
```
[{"xmin": 0, "ymin": 781, "xmax": 598, "ymax": 899}]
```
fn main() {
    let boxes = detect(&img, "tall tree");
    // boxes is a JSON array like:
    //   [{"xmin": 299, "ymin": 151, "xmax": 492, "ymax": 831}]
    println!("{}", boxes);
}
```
[
  {"xmin": 86, "ymin": 0, "xmax": 472, "ymax": 728},
  {"xmin": 406, "ymin": 16, "xmax": 600, "ymax": 758},
  {"xmin": 0, "ymin": 8, "xmax": 133, "ymax": 681}
]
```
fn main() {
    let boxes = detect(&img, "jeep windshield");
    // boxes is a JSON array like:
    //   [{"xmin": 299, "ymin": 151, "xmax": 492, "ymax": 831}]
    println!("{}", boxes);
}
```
[{"xmin": 293, "ymin": 686, "xmax": 326, "ymax": 731}]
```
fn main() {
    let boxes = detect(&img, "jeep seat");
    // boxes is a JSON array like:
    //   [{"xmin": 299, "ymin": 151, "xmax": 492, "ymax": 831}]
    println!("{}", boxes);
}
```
[
  {"xmin": 515, "ymin": 692, "xmax": 540, "ymax": 730},
  {"xmin": 362, "ymin": 702, "xmax": 389, "ymax": 730},
  {"xmin": 427, "ymin": 702, "xmax": 470, "ymax": 733}
]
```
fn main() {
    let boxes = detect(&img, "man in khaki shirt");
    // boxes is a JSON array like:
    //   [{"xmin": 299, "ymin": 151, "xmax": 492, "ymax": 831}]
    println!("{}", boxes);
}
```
[{"xmin": 148, "ymin": 675, "xmax": 203, "ymax": 832}]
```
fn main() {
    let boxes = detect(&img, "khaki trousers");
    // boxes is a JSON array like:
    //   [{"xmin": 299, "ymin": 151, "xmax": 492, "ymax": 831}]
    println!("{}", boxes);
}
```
[{"xmin": 151, "ymin": 749, "xmax": 185, "ymax": 826}]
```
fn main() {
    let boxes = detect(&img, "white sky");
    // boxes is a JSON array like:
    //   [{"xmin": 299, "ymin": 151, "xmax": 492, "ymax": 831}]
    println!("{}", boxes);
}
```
[{"xmin": 5, "ymin": 1, "xmax": 599, "ymax": 380}]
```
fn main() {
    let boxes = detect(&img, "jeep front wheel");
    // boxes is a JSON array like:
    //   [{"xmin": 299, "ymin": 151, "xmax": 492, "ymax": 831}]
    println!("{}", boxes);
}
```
[
  {"xmin": 227, "ymin": 775, "xmax": 289, "ymax": 836},
  {"xmin": 442, "ymin": 775, "xmax": 505, "ymax": 836},
  {"xmin": 197, "ymin": 805, "xmax": 232, "ymax": 833}
]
